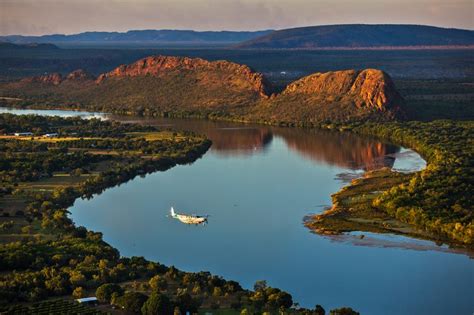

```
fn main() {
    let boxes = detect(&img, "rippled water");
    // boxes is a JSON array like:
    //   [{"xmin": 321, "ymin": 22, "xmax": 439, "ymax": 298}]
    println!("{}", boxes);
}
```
[{"xmin": 2, "ymin": 107, "xmax": 472, "ymax": 315}]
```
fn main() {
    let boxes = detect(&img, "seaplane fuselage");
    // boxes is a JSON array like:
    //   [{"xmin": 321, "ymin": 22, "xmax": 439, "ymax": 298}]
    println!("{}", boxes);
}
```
[{"xmin": 170, "ymin": 207, "xmax": 208, "ymax": 225}]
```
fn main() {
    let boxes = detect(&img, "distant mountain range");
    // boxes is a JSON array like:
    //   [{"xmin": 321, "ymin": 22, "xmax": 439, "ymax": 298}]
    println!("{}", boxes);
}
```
[
  {"xmin": 236, "ymin": 24, "xmax": 474, "ymax": 49},
  {"xmin": 0, "ymin": 30, "xmax": 272, "ymax": 45},
  {"xmin": 1, "ymin": 25, "xmax": 473, "ymax": 49}
]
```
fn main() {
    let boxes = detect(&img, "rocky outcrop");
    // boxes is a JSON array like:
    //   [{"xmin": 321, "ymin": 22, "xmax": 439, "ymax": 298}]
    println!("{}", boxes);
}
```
[
  {"xmin": 66, "ymin": 69, "xmax": 94, "ymax": 81},
  {"xmin": 350, "ymin": 69, "xmax": 401, "ymax": 110},
  {"xmin": 21, "ymin": 72, "xmax": 63, "ymax": 85},
  {"xmin": 282, "ymin": 69, "xmax": 402, "ymax": 111},
  {"xmin": 20, "ymin": 69, "xmax": 94, "ymax": 85},
  {"xmin": 95, "ymin": 55, "xmax": 270, "ymax": 97}
]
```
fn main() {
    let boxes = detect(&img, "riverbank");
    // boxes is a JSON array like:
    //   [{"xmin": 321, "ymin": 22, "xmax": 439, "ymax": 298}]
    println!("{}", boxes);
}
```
[
  {"xmin": 319, "ymin": 121, "xmax": 473, "ymax": 247},
  {"xmin": 3, "ymin": 103, "xmax": 472, "ymax": 247}
]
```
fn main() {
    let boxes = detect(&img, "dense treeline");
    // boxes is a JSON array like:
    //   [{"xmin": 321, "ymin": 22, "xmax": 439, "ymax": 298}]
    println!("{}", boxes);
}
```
[
  {"xmin": 0, "ymin": 113, "xmax": 155, "ymax": 135},
  {"xmin": 350, "ymin": 120, "xmax": 473, "ymax": 244}
]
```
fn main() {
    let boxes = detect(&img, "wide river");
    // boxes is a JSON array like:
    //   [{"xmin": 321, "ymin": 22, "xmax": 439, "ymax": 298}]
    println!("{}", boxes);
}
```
[{"xmin": 1, "ymin": 107, "xmax": 473, "ymax": 315}]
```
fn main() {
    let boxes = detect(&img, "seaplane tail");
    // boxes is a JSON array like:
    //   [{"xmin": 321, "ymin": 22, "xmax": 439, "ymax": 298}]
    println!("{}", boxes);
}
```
[{"xmin": 170, "ymin": 207, "xmax": 177, "ymax": 218}]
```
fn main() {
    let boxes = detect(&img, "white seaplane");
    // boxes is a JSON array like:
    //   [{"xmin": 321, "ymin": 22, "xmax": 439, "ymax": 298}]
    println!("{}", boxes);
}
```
[{"xmin": 169, "ymin": 207, "xmax": 209, "ymax": 225}]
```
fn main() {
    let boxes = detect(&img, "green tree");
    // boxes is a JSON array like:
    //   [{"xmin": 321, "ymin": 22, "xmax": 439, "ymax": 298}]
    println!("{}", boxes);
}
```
[
  {"xmin": 114, "ymin": 291, "xmax": 148, "ymax": 313},
  {"xmin": 149, "ymin": 274, "xmax": 167, "ymax": 291},
  {"xmin": 175, "ymin": 292, "xmax": 200, "ymax": 314},
  {"xmin": 314, "ymin": 304, "xmax": 326, "ymax": 315},
  {"xmin": 141, "ymin": 292, "xmax": 173, "ymax": 315},
  {"xmin": 96, "ymin": 283, "xmax": 124, "ymax": 303},
  {"xmin": 72, "ymin": 287, "xmax": 85, "ymax": 298}
]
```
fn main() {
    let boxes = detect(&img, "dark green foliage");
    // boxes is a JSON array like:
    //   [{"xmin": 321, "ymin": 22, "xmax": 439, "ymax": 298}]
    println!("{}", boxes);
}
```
[
  {"xmin": 141, "ymin": 292, "xmax": 173, "ymax": 315},
  {"xmin": 175, "ymin": 292, "xmax": 201, "ymax": 314},
  {"xmin": 96, "ymin": 283, "xmax": 124, "ymax": 303},
  {"xmin": 249, "ymin": 282, "xmax": 293, "ymax": 311},
  {"xmin": 314, "ymin": 304, "xmax": 326, "ymax": 315},
  {"xmin": 113, "ymin": 291, "xmax": 148, "ymax": 313},
  {"xmin": 350, "ymin": 120, "xmax": 473, "ymax": 244}
]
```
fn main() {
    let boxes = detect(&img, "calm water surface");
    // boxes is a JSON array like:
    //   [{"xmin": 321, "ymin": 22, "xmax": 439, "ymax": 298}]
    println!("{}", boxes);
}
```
[{"xmin": 2, "ymin": 108, "xmax": 473, "ymax": 315}]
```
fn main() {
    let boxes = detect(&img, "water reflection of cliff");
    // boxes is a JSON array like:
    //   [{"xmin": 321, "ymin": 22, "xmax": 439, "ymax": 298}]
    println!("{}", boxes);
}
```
[
  {"xmin": 210, "ymin": 128, "xmax": 273, "ymax": 156},
  {"xmin": 108, "ymin": 115, "xmax": 399, "ymax": 169},
  {"xmin": 273, "ymin": 128, "xmax": 399, "ymax": 170}
]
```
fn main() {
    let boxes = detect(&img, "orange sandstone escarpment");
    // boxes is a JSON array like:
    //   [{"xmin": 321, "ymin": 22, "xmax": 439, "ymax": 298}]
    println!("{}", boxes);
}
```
[
  {"xmin": 2, "ymin": 55, "xmax": 404, "ymax": 122},
  {"xmin": 20, "ymin": 72, "xmax": 63, "ymax": 85},
  {"xmin": 254, "ymin": 69, "xmax": 403, "ymax": 123},
  {"xmin": 96, "ymin": 55, "xmax": 270, "ymax": 97},
  {"xmin": 20, "ymin": 69, "xmax": 94, "ymax": 85},
  {"xmin": 283, "ymin": 69, "xmax": 400, "ymax": 110}
]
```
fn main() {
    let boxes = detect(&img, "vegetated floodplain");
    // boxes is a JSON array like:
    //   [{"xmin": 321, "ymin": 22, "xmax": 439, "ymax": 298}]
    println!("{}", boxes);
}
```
[
  {"xmin": 0, "ymin": 113, "xmax": 355, "ymax": 315},
  {"xmin": 307, "ymin": 120, "xmax": 473, "ymax": 247}
]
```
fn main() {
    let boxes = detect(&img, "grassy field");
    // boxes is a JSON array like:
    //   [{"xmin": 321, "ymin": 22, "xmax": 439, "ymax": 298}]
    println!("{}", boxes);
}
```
[
  {"xmin": 0, "ymin": 135, "xmax": 98, "ymax": 142},
  {"xmin": 126, "ymin": 131, "xmax": 187, "ymax": 141}
]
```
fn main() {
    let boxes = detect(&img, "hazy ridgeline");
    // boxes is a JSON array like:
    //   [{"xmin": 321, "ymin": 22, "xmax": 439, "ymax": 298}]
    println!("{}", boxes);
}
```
[{"xmin": 1, "ymin": 46, "xmax": 472, "ymax": 82}]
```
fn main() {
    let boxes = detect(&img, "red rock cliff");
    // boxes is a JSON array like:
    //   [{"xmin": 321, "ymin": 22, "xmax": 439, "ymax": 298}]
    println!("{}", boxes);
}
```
[
  {"xmin": 282, "ymin": 69, "xmax": 402, "ymax": 111},
  {"xmin": 96, "ymin": 55, "xmax": 269, "ymax": 97}
]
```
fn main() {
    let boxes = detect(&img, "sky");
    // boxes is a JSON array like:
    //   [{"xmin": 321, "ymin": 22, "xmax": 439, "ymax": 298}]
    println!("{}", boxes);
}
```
[{"xmin": 1, "ymin": 0, "xmax": 473, "ymax": 35}]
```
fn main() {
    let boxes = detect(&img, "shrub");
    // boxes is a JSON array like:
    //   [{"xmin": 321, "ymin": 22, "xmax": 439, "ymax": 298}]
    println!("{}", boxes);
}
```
[
  {"xmin": 95, "ymin": 283, "xmax": 123, "ymax": 303},
  {"xmin": 141, "ymin": 292, "xmax": 173, "ymax": 315}
]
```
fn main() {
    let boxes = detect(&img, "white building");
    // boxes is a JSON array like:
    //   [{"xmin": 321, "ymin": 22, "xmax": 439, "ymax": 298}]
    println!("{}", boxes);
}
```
[
  {"xmin": 76, "ymin": 297, "xmax": 98, "ymax": 305},
  {"xmin": 43, "ymin": 133, "xmax": 59, "ymax": 138},
  {"xmin": 14, "ymin": 132, "xmax": 33, "ymax": 136}
]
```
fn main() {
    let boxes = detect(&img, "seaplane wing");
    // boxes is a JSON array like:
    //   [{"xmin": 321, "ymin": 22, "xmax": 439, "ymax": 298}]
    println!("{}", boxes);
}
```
[{"xmin": 170, "ymin": 207, "xmax": 208, "ymax": 225}]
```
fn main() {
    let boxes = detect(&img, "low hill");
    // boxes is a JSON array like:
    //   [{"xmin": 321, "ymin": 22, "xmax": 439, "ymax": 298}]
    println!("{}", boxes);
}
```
[
  {"xmin": 236, "ymin": 24, "xmax": 474, "ymax": 49},
  {"xmin": 1, "ymin": 56, "xmax": 269, "ymax": 115},
  {"xmin": 0, "ymin": 55, "xmax": 403, "ymax": 123},
  {"xmin": 0, "ymin": 29, "xmax": 272, "ymax": 45},
  {"xmin": 251, "ymin": 69, "xmax": 402, "ymax": 123}
]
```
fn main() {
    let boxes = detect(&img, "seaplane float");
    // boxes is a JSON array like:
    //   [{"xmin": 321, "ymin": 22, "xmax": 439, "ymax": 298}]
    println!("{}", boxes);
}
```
[{"xmin": 169, "ymin": 207, "xmax": 209, "ymax": 225}]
